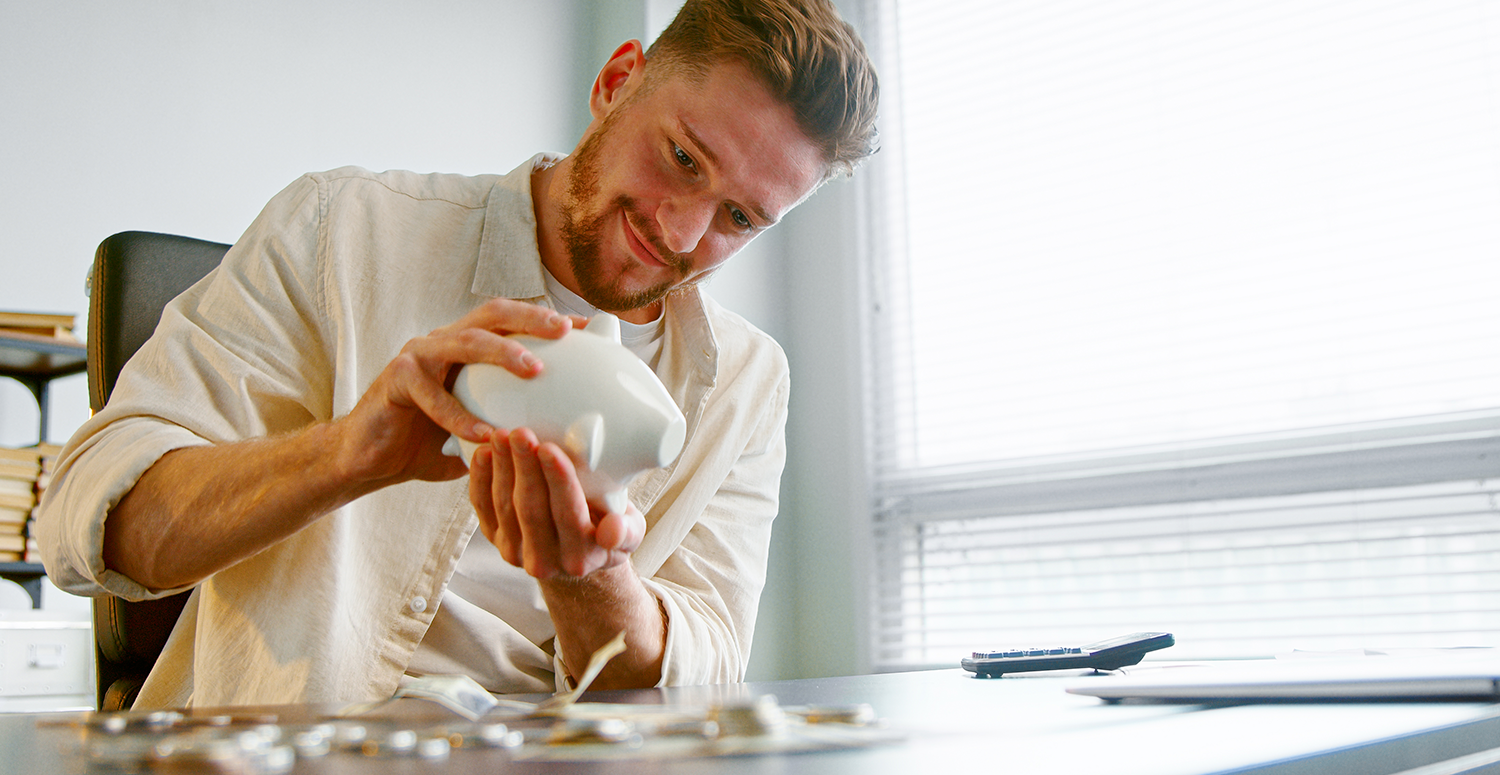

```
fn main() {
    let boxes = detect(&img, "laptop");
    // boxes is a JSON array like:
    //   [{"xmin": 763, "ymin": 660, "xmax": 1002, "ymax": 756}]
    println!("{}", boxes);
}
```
[{"xmin": 1066, "ymin": 652, "xmax": 1500, "ymax": 701}]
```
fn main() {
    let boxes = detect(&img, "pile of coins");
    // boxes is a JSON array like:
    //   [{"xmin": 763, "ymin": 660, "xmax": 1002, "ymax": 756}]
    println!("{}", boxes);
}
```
[
  {"xmin": 56, "ymin": 695, "xmax": 886, "ymax": 768},
  {"xmin": 67, "ymin": 711, "xmax": 523, "ymax": 772},
  {"xmin": 708, "ymin": 695, "xmax": 790, "ymax": 738}
]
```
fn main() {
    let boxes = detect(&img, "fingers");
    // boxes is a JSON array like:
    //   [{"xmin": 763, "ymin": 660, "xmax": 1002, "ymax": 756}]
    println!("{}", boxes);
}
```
[
  {"xmin": 594, "ymin": 509, "xmax": 645, "ymax": 554},
  {"xmin": 486, "ymin": 428, "xmax": 528, "ymax": 560},
  {"xmin": 472, "ymin": 428, "xmax": 639, "ymax": 580},
  {"xmin": 537, "ymin": 444, "xmax": 601, "ymax": 577},
  {"xmin": 468, "ymin": 443, "xmax": 500, "ymax": 544},
  {"xmin": 390, "ymin": 302, "xmax": 574, "ymax": 445},
  {"xmin": 420, "ymin": 323, "xmax": 544, "ymax": 385},
  {"xmin": 380, "ymin": 346, "xmax": 498, "ymax": 444},
  {"xmin": 508, "ymin": 430, "xmax": 565, "ymax": 578},
  {"xmin": 447, "ymin": 298, "xmax": 576, "ymax": 344}
]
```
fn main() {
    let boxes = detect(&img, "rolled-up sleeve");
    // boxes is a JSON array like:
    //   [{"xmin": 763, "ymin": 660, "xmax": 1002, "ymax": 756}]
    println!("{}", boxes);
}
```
[
  {"xmin": 36, "ymin": 174, "xmax": 332, "ymax": 600},
  {"xmin": 37, "ymin": 417, "xmax": 210, "ymax": 600}
]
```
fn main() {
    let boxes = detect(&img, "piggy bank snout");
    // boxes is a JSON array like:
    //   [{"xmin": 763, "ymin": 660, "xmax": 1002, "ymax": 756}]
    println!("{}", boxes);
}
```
[
  {"xmin": 609, "ymin": 370, "xmax": 687, "ymax": 471},
  {"xmin": 658, "ymin": 414, "xmax": 687, "ymax": 467},
  {"xmin": 623, "ymin": 405, "xmax": 686, "ymax": 472}
]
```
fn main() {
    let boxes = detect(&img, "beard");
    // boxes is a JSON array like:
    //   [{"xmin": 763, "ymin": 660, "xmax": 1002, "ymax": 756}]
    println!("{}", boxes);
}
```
[{"xmin": 559, "ymin": 117, "xmax": 692, "ymax": 313}]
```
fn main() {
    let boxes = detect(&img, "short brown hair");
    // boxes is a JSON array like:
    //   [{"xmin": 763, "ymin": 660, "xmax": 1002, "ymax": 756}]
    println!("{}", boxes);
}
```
[{"xmin": 646, "ymin": 0, "xmax": 879, "ymax": 177}]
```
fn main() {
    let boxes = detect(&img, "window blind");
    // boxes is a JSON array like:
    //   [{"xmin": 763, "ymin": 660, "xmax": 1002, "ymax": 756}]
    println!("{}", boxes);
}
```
[
  {"xmin": 875, "ymin": 478, "xmax": 1500, "ymax": 666},
  {"xmin": 861, "ymin": 0, "xmax": 1500, "ymax": 669}
]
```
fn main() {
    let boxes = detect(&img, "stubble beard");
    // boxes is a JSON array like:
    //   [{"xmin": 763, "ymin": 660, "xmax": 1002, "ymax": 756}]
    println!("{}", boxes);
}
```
[{"xmin": 559, "ymin": 121, "xmax": 691, "ymax": 314}]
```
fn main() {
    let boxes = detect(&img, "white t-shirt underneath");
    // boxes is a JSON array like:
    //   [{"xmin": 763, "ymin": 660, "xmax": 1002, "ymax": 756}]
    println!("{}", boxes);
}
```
[{"xmin": 403, "ymin": 270, "xmax": 665, "ymax": 693}]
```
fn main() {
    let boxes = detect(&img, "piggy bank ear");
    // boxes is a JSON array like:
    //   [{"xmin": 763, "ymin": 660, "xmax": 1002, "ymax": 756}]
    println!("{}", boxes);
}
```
[
  {"xmin": 564, "ymin": 412, "xmax": 605, "ymax": 471},
  {"xmin": 584, "ymin": 313, "xmax": 622, "ymax": 343}
]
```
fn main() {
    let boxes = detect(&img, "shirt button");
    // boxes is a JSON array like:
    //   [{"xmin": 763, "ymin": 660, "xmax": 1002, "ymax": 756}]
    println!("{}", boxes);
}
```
[{"xmin": 409, "ymin": 597, "xmax": 427, "ymax": 613}]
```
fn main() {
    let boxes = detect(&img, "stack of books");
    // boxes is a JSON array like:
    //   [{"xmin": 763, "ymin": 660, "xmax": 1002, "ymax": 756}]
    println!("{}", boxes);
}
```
[
  {"xmin": 0, "ymin": 310, "xmax": 80, "ymax": 344},
  {"xmin": 0, "ymin": 444, "xmax": 61, "ymax": 563}
]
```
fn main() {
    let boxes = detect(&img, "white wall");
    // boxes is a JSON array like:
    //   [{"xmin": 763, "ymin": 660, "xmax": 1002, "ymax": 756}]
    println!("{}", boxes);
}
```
[
  {"xmin": 0, "ymin": 0, "xmax": 606, "ymax": 446},
  {"xmin": 0, "ymin": 0, "xmax": 867, "ymax": 680}
]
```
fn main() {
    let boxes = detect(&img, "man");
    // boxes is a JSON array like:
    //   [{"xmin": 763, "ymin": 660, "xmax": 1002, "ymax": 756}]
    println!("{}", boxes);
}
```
[{"xmin": 38, "ymin": 0, "xmax": 877, "ymax": 708}]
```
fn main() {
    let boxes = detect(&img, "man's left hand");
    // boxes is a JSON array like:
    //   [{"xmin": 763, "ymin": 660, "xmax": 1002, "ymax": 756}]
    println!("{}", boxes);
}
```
[{"xmin": 470, "ymin": 427, "xmax": 646, "ymax": 579}]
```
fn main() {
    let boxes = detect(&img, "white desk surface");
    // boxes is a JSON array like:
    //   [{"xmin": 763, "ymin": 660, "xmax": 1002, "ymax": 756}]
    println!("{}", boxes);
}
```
[{"xmin": 5, "ymin": 667, "xmax": 1499, "ymax": 774}]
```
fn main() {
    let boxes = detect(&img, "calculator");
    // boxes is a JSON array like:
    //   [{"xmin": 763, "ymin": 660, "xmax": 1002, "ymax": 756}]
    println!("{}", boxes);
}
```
[{"xmin": 961, "ymin": 632, "xmax": 1175, "ymax": 677}]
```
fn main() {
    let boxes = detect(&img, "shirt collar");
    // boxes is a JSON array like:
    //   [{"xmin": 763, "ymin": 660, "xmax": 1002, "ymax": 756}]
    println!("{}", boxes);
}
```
[{"xmin": 472, "ymin": 153, "xmax": 559, "ymax": 301}]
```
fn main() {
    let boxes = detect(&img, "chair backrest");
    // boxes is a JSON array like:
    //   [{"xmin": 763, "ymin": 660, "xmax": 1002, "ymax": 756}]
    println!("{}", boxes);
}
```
[{"xmin": 88, "ymin": 231, "xmax": 230, "ymax": 711}]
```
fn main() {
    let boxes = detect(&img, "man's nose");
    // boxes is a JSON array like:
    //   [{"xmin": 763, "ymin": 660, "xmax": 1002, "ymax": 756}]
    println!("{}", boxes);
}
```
[{"xmin": 657, "ymin": 196, "xmax": 713, "ymax": 255}]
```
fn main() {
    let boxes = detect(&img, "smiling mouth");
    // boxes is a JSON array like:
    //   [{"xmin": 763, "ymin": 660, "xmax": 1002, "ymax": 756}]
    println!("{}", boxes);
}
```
[
  {"xmin": 620, "ymin": 202, "xmax": 688, "ymax": 275},
  {"xmin": 622, "ymin": 208, "xmax": 666, "ymax": 268}
]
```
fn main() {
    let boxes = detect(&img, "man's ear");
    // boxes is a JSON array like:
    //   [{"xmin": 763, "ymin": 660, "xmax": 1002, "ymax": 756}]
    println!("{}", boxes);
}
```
[{"xmin": 590, "ymin": 40, "xmax": 648, "ymax": 120}]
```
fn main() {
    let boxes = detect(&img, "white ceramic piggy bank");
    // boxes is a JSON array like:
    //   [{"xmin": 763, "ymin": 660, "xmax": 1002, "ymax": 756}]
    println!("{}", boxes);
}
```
[{"xmin": 442, "ymin": 313, "xmax": 687, "ymax": 514}]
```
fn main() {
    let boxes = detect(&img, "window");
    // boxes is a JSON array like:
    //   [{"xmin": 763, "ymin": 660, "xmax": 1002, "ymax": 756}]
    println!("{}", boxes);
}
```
[{"xmin": 861, "ymin": 0, "xmax": 1500, "ymax": 668}]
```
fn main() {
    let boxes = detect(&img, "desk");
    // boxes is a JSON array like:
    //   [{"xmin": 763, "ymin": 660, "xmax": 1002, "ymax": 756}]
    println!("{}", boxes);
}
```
[{"xmin": 5, "ymin": 668, "xmax": 1500, "ymax": 774}]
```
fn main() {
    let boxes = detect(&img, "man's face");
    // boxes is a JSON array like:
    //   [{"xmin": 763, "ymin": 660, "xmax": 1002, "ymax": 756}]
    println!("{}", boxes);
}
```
[{"xmin": 556, "ymin": 59, "xmax": 827, "ymax": 316}]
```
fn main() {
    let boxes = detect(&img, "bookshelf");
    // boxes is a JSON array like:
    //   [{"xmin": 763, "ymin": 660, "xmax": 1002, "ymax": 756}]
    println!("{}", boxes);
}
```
[
  {"xmin": 0, "ymin": 331, "xmax": 87, "ymax": 444},
  {"xmin": 0, "ymin": 562, "xmax": 45, "ymax": 608},
  {"xmin": 0, "ymin": 319, "xmax": 85, "ymax": 608}
]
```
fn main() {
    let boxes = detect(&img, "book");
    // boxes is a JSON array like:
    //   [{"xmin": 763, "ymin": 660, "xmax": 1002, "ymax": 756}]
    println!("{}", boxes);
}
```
[
  {"xmin": 0, "ymin": 325, "xmax": 82, "ymax": 343},
  {"xmin": 0, "ymin": 458, "xmax": 40, "ymax": 477},
  {"xmin": 0, "ymin": 311, "xmax": 74, "ymax": 329},
  {"xmin": 0, "ymin": 446, "xmax": 42, "ymax": 465},
  {"xmin": 0, "ymin": 491, "xmax": 33, "ymax": 511},
  {"xmin": 0, "ymin": 550, "xmax": 24, "ymax": 563},
  {"xmin": 0, "ymin": 533, "xmax": 25, "ymax": 552},
  {"xmin": 0, "ymin": 310, "xmax": 75, "ymax": 336},
  {"xmin": 0, "ymin": 476, "xmax": 35, "ymax": 499},
  {"xmin": 4, "ymin": 446, "xmax": 54, "ymax": 494},
  {"xmin": 0, "ymin": 505, "xmax": 29, "ymax": 527},
  {"xmin": 35, "ymin": 444, "xmax": 61, "ymax": 495},
  {"xmin": 0, "ymin": 311, "xmax": 80, "ymax": 350}
]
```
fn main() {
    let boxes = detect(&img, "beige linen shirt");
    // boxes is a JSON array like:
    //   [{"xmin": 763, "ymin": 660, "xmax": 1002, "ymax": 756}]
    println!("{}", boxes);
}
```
[{"xmin": 37, "ymin": 156, "xmax": 789, "ymax": 707}]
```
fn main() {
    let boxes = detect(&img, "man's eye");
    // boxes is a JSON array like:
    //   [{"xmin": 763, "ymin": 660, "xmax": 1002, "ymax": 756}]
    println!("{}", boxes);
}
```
[
  {"xmin": 729, "ymin": 208, "xmax": 752, "ymax": 230},
  {"xmin": 673, "ymin": 144, "xmax": 695, "ymax": 169}
]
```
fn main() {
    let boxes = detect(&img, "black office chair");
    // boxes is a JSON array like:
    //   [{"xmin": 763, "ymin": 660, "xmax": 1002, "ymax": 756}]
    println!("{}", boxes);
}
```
[{"xmin": 88, "ymin": 231, "xmax": 230, "ymax": 711}]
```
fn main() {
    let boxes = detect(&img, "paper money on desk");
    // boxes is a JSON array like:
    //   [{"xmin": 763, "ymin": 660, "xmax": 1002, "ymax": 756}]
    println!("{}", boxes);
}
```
[{"xmin": 341, "ymin": 630, "xmax": 631, "ymax": 720}]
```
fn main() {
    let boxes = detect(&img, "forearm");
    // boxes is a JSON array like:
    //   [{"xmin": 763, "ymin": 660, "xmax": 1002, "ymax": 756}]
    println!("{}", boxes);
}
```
[
  {"xmin": 541, "ymin": 563, "xmax": 666, "ymax": 690},
  {"xmin": 102, "ymin": 421, "xmax": 373, "ymax": 591},
  {"xmin": 102, "ymin": 300, "xmax": 569, "ymax": 593}
]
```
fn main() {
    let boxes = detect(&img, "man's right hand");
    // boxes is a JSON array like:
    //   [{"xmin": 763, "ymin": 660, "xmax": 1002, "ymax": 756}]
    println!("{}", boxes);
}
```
[
  {"xmin": 104, "ymin": 298, "xmax": 577, "ymax": 591},
  {"xmin": 329, "ymin": 299, "xmax": 576, "ymax": 490}
]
